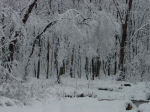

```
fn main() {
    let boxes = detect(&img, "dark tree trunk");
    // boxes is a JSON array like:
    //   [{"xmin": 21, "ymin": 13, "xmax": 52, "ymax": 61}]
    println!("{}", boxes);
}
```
[
  {"xmin": 59, "ymin": 60, "xmax": 65, "ymax": 76},
  {"xmin": 92, "ymin": 57, "xmax": 101, "ymax": 79},
  {"xmin": 78, "ymin": 46, "xmax": 82, "ymax": 78},
  {"xmin": 119, "ymin": 0, "xmax": 133, "ymax": 80},
  {"xmin": 85, "ymin": 57, "xmax": 89, "ymax": 80},
  {"xmin": 46, "ymin": 38, "xmax": 50, "ymax": 79},
  {"xmin": 7, "ymin": 31, "xmax": 19, "ymax": 72},
  {"xmin": 108, "ymin": 58, "xmax": 110, "ymax": 76},
  {"xmin": 54, "ymin": 38, "xmax": 60, "ymax": 83},
  {"xmin": 37, "ymin": 39, "xmax": 41, "ymax": 79},
  {"xmin": 34, "ymin": 62, "xmax": 37, "ymax": 77},
  {"xmin": 114, "ymin": 35, "xmax": 118, "ymax": 75},
  {"xmin": 70, "ymin": 47, "xmax": 74, "ymax": 78}
]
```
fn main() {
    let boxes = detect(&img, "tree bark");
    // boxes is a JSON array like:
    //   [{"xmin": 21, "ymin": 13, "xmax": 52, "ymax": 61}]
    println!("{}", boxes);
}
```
[
  {"xmin": 85, "ymin": 57, "xmax": 89, "ymax": 80},
  {"xmin": 70, "ymin": 47, "xmax": 74, "ymax": 78},
  {"xmin": 119, "ymin": 0, "xmax": 133, "ymax": 80},
  {"xmin": 46, "ymin": 38, "xmax": 50, "ymax": 79},
  {"xmin": 37, "ymin": 39, "xmax": 41, "ymax": 79},
  {"xmin": 22, "ymin": 0, "xmax": 37, "ymax": 24}
]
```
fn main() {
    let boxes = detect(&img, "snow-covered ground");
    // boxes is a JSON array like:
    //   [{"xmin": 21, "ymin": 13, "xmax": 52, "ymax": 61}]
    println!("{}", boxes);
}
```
[
  {"xmin": 0, "ymin": 77, "xmax": 150, "ymax": 112},
  {"xmin": 139, "ymin": 102, "xmax": 150, "ymax": 112},
  {"xmin": 0, "ymin": 97, "xmax": 136, "ymax": 112}
]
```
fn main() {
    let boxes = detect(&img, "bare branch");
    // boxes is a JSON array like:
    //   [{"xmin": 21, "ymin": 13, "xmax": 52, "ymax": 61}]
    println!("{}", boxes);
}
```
[
  {"xmin": 112, "ymin": 0, "xmax": 123, "ymax": 24},
  {"xmin": 22, "ymin": 0, "xmax": 37, "ymax": 24}
]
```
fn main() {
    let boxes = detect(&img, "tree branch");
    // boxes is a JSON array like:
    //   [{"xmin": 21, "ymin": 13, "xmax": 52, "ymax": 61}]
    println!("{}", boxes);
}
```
[
  {"xmin": 22, "ymin": 0, "xmax": 37, "ymax": 24},
  {"xmin": 112, "ymin": 0, "xmax": 123, "ymax": 24}
]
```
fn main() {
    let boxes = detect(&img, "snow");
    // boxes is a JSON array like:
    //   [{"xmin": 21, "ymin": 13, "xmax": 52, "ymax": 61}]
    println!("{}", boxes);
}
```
[
  {"xmin": 0, "ymin": 77, "xmax": 149, "ymax": 112},
  {"xmin": 139, "ymin": 102, "xmax": 150, "ymax": 112},
  {"xmin": 60, "ymin": 98, "xmax": 134, "ymax": 112},
  {"xmin": 0, "ymin": 97, "xmax": 136, "ymax": 112},
  {"xmin": 0, "ymin": 0, "xmax": 150, "ymax": 112}
]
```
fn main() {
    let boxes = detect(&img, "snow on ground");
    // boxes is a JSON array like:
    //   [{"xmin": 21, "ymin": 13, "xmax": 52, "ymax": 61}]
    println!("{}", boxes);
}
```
[
  {"xmin": 0, "ymin": 97, "xmax": 136, "ymax": 112},
  {"xmin": 60, "ymin": 98, "xmax": 136, "ymax": 112},
  {"xmin": 139, "ymin": 102, "xmax": 150, "ymax": 112},
  {"xmin": 0, "ymin": 77, "xmax": 150, "ymax": 112}
]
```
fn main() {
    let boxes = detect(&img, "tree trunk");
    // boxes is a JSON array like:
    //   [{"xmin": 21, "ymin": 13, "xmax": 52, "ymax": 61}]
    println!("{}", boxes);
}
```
[
  {"xmin": 70, "ymin": 47, "xmax": 74, "ymax": 78},
  {"xmin": 85, "ymin": 57, "xmax": 89, "ymax": 80},
  {"xmin": 46, "ymin": 38, "xmax": 50, "ymax": 79},
  {"xmin": 7, "ymin": 31, "xmax": 19, "ymax": 72},
  {"xmin": 54, "ymin": 38, "xmax": 60, "ymax": 83},
  {"xmin": 37, "ymin": 39, "xmax": 41, "ymax": 79},
  {"xmin": 119, "ymin": 0, "xmax": 133, "ymax": 80}
]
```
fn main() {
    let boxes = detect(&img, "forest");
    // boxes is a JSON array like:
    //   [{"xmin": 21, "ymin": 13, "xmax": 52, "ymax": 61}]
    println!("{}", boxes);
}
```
[{"xmin": 0, "ymin": 0, "xmax": 150, "ymax": 112}]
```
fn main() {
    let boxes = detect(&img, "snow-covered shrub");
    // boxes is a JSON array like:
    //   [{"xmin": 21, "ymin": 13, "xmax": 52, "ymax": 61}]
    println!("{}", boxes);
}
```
[
  {"xmin": 0, "ymin": 63, "xmax": 11, "ymax": 84},
  {"xmin": 0, "ymin": 78, "xmax": 55, "ymax": 104}
]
